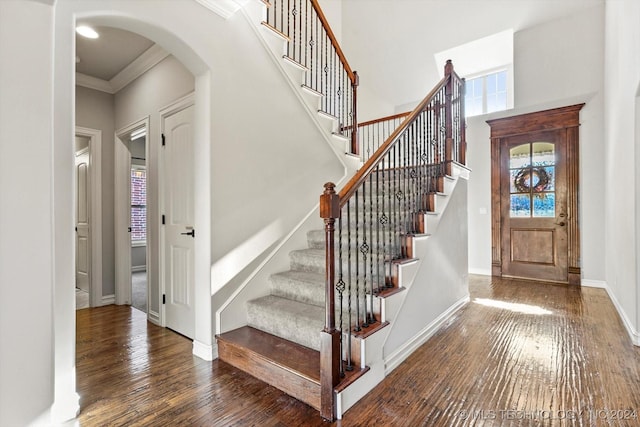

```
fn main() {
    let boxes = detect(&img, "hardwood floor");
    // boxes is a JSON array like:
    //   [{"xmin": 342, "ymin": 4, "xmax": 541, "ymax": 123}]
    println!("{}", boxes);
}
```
[{"xmin": 75, "ymin": 275, "xmax": 640, "ymax": 426}]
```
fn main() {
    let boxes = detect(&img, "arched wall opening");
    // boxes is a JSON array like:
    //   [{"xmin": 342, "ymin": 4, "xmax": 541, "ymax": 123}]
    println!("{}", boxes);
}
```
[{"xmin": 52, "ymin": 3, "xmax": 213, "ymax": 422}]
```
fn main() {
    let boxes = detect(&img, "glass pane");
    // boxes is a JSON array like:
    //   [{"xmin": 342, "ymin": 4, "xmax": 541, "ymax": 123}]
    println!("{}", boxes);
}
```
[
  {"xmin": 510, "ymin": 168, "xmax": 530, "ymax": 193},
  {"xmin": 533, "ymin": 193, "xmax": 555, "ymax": 217},
  {"xmin": 530, "ymin": 166, "xmax": 555, "ymax": 192},
  {"xmin": 495, "ymin": 90, "xmax": 507, "ymax": 110},
  {"xmin": 532, "ymin": 142, "xmax": 555, "ymax": 166},
  {"xmin": 510, "ymin": 194, "xmax": 531, "ymax": 217},
  {"xmin": 509, "ymin": 143, "xmax": 530, "ymax": 168},
  {"xmin": 487, "ymin": 73, "xmax": 497, "ymax": 93},
  {"xmin": 497, "ymin": 70, "xmax": 507, "ymax": 92}
]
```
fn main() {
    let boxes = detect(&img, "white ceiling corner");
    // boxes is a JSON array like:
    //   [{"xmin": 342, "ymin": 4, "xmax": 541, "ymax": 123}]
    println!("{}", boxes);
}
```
[{"xmin": 194, "ymin": 0, "xmax": 250, "ymax": 20}]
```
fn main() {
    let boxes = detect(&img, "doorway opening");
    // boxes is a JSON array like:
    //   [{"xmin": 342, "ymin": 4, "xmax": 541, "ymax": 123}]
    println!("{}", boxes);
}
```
[{"xmin": 130, "ymin": 126, "xmax": 148, "ymax": 313}]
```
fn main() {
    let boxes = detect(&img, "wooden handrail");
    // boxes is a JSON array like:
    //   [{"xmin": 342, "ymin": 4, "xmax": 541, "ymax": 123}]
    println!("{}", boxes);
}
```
[
  {"xmin": 309, "ymin": 0, "xmax": 356, "ymax": 84},
  {"xmin": 357, "ymin": 111, "xmax": 411, "ymax": 128},
  {"xmin": 338, "ymin": 74, "xmax": 449, "ymax": 206}
]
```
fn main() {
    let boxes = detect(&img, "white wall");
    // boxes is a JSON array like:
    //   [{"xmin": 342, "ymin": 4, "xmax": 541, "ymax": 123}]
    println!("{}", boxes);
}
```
[
  {"xmin": 384, "ymin": 178, "xmax": 469, "ymax": 355},
  {"xmin": 340, "ymin": 0, "xmax": 603, "ymax": 121},
  {"xmin": 76, "ymin": 86, "xmax": 116, "ymax": 297},
  {"xmin": 114, "ymin": 55, "xmax": 195, "ymax": 315},
  {"xmin": 467, "ymin": 5, "xmax": 606, "ymax": 282},
  {"xmin": 207, "ymin": 5, "xmax": 344, "ymax": 314},
  {"xmin": 604, "ymin": 0, "xmax": 640, "ymax": 342},
  {"xmin": 0, "ymin": 1, "xmax": 57, "ymax": 424}
]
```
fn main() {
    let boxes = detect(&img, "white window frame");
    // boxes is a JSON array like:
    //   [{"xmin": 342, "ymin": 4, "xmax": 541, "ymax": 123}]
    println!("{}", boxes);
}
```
[{"xmin": 464, "ymin": 65, "xmax": 514, "ymax": 117}]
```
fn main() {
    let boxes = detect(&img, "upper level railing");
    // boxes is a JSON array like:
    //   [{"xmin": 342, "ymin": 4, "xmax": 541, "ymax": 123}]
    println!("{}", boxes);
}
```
[
  {"xmin": 356, "ymin": 111, "xmax": 410, "ymax": 163},
  {"xmin": 319, "ymin": 60, "xmax": 465, "ymax": 420},
  {"xmin": 263, "ymin": 0, "xmax": 359, "ymax": 153}
]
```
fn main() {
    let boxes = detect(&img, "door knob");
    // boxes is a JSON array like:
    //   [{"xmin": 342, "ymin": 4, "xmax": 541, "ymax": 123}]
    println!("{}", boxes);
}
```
[{"xmin": 557, "ymin": 221, "xmax": 566, "ymax": 227}]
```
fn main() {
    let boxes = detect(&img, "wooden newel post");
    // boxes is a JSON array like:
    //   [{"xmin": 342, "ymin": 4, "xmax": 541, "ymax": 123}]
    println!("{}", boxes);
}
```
[
  {"xmin": 444, "ymin": 59, "xmax": 454, "ymax": 176},
  {"xmin": 319, "ymin": 182, "xmax": 340, "ymax": 421}
]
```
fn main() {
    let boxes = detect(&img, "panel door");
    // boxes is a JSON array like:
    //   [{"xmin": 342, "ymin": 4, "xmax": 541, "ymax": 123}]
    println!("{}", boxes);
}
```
[
  {"xmin": 75, "ymin": 148, "xmax": 91, "ymax": 293},
  {"xmin": 163, "ymin": 104, "xmax": 195, "ymax": 338},
  {"xmin": 500, "ymin": 131, "xmax": 568, "ymax": 282}
]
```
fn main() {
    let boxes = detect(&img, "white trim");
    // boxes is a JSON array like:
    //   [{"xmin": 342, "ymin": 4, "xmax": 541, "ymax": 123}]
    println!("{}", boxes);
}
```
[
  {"xmin": 76, "ymin": 44, "xmax": 169, "ymax": 94},
  {"xmin": 115, "ymin": 117, "xmax": 151, "ymax": 306},
  {"xmin": 110, "ymin": 44, "xmax": 170, "ymax": 93},
  {"xmin": 603, "ymin": 284, "xmax": 640, "ymax": 346},
  {"xmin": 131, "ymin": 265, "xmax": 146, "ymax": 273},
  {"xmin": 101, "ymin": 294, "xmax": 116, "ymax": 305},
  {"xmin": 158, "ymin": 92, "xmax": 195, "ymax": 331},
  {"xmin": 581, "ymin": 279, "xmax": 607, "ymax": 288},
  {"xmin": 148, "ymin": 309, "xmax": 161, "ymax": 326},
  {"xmin": 76, "ymin": 72, "xmax": 113, "ymax": 94},
  {"xmin": 75, "ymin": 126, "xmax": 103, "ymax": 308},
  {"xmin": 384, "ymin": 295, "xmax": 470, "ymax": 374},
  {"xmin": 159, "ymin": 91, "xmax": 195, "ymax": 117},
  {"xmin": 194, "ymin": 0, "xmax": 250, "ymax": 19},
  {"xmin": 469, "ymin": 268, "xmax": 491, "ymax": 276},
  {"xmin": 192, "ymin": 340, "xmax": 217, "ymax": 361}
]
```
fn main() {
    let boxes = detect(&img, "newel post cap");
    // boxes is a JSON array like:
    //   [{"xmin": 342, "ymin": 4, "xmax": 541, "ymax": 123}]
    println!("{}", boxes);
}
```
[{"xmin": 320, "ymin": 182, "xmax": 340, "ymax": 219}]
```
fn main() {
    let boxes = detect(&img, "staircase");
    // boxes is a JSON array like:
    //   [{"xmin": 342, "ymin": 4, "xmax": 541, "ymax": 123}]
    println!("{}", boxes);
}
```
[{"xmin": 216, "ymin": 0, "xmax": 468, "ymax": 421}]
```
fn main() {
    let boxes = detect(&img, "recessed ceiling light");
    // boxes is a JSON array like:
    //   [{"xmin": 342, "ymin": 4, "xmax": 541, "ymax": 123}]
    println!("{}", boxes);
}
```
[{"xmin": 76, "ymin": 26, "xmax": 99, "ymax": 39}]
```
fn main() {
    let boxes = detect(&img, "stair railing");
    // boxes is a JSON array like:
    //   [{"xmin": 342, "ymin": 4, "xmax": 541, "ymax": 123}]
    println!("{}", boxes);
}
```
[
  {"xmin": 263, "ymin": 0, "xmax": 359, "ymax": 154},
  {"xmin": 355, "ymin": 111, "xmax": 411, "ymax": 163},
  {"xmin": 319, "ymin": 60, "xmax": 465, "ymax": 420}
]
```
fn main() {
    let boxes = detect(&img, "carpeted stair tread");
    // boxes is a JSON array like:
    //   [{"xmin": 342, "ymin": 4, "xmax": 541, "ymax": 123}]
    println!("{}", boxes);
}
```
[
  {"xmin": 247, "ymin": 295, "xmax": 324, "ymax": 351},
  {"xmin": 270, "ymin": 270, "xmax": 325, "ymax": 307}
]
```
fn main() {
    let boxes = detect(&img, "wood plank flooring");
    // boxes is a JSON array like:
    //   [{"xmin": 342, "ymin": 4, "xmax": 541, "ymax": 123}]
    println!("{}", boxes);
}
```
[{"xmin": 75, "ymin": 275, "xmax": 640, "ymax": 426}]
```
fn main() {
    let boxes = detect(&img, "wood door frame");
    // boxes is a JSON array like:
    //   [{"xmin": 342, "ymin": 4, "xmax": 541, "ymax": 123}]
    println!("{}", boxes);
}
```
[
  {"xmin": 75, "ymin": 126, "xmax": 103, "ymax": 306},
  {"xmin": 487, "ymin": 104, "xmax": 584, "ymax": 285}
]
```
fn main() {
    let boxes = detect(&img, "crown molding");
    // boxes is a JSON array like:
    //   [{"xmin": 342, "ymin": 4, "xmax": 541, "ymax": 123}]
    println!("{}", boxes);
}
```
[
  {"xmin": 110, "ymin": 44, "xmax": 169, "ymax": 93},
  {"xmin": 76, "ymin": 44, "xmax": 169, "ymax": 94},
  {"xmin": 194, "ymin": 0, "xmax": 250, "ymax": 19},
  {"xmin": 76, "ymin": 72, "xmax": 114, "ymax": 94}
]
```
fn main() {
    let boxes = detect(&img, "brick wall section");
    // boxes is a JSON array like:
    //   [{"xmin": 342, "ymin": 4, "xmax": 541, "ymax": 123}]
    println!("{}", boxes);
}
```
[{"xmin": 131, "ymin": 169, "xmax": 146, "ymax": 242}]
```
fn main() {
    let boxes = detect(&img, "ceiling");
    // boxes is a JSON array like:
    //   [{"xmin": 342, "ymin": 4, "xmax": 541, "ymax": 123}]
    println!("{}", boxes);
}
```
[{"xmin": 75, "ymin": 25, "xmax": 155, "ymax": 81}]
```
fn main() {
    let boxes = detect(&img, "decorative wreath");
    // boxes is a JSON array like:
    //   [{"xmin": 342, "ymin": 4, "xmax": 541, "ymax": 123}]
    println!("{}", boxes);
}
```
[{"xmin": 514, "ymin": 167, "xmax": 550, "ymax": 193}]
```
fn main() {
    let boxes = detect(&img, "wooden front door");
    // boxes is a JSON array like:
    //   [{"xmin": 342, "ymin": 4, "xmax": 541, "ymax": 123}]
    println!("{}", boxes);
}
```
[
  {"xmin": 500, "ymin": 131, "xmax": 567, "ymax": 282},
  {"xmin": 488, "ymin": 104, "xmax": 583, "ymax": 285}
]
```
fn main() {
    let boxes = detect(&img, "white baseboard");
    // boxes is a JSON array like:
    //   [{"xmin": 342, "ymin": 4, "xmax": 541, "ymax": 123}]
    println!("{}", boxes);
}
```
[
  {"xmin": 148, "ymin": 309, "xmax": 161, "ymax": 325},
  {"xmin": 385, "ymin": 295, "xmax": 470, "ymax": 374},
  {"xmin": 602, "ymin": 283, "xmax": 640, "ymax": 346},
  {"xmin": 101, "ymin": 294, "xmax": 115, "ymax": 305},
  {"xmin": 468, "ymin": 268, "xmax": 491, "ymax": 276},
  {"xmin": 193, "ymin": 340, "xmax": 217, "ymax": 361},
  {"xmin": 581, "ymin": 279, "xmax": 607, "ymax": 288},
  {"xmin": 131, "ymin": 266, "xmax": 146, "ymax": 273}
]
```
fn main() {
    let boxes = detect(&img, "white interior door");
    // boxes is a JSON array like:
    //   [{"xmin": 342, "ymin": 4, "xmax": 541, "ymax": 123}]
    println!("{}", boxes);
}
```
[
  {"xmin": 163, "ymin": 104, "xmax": 195, "ymax": 338},
  {"xmin": 75, "ymin": 147, "xmax": 90, "ymax": 293}
]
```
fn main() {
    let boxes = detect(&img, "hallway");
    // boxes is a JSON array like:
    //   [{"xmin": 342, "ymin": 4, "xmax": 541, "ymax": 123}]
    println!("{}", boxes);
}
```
[{"xmin": 74, "ymin": 275, "xmax": 640, "ymax": 426}]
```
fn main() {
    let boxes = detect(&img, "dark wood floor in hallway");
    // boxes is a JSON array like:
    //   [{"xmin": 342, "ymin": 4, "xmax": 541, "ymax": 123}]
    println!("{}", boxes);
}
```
[{"xmin": 75, "ymin": 275, "xmax": 640, "ymax": 426}]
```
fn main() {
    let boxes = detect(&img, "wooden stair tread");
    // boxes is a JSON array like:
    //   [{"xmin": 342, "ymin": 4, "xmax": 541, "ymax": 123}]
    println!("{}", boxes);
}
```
[{"xmin": 217, "ymin": 326, "xmax": 320, "ymax": 383}]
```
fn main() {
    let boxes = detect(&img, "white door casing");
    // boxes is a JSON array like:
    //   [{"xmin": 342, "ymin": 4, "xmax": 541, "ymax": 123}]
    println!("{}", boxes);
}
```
[
  {"xmin": 162, "ymin": 101, "xmax": 196, "ymax": 339},
  {"xmin": 75, "ymin": 147, "xmax": 90, "ymax": 293},
  {"xmin": 75, "ymin": 126, "xmax": 103, "ymax": 307}
]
